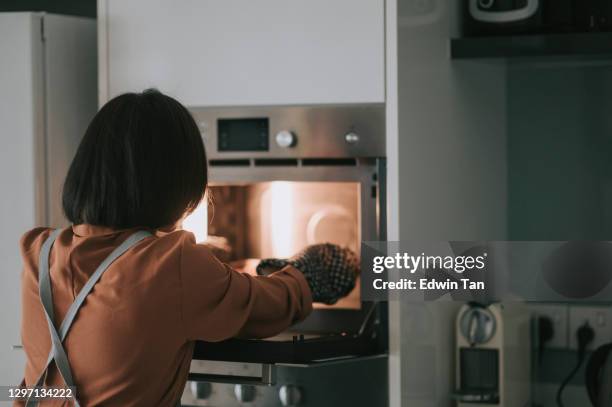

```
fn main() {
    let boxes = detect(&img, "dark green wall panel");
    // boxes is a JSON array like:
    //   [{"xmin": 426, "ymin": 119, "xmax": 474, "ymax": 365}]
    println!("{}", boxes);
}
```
[{"xmin": 508, "ymin": 65, "xmax": 612, "ymax": 240}]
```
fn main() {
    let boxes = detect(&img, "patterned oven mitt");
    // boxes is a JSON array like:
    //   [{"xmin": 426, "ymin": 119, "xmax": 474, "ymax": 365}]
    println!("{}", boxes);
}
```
[{"xmin": 256, "ymin": 243, "xmax": 359, "ymax": 304}]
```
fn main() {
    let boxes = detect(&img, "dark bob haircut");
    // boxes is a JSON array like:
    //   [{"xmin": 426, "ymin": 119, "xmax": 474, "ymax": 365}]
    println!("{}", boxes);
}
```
[{"xmin": 62, "ymin": 89, "xmax": 207, "ymax": 229}]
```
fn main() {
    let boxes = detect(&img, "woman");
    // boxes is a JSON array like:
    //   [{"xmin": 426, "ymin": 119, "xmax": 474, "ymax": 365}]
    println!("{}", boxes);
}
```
[{"xmin": 17, "ymin": 90, "xmax": 356, "ymax": 406}]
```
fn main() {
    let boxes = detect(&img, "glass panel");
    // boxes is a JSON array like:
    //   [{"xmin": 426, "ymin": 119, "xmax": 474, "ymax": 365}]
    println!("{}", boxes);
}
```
[{"xmin": 183, "ymin": 181, "xmax": 361, "ymax": 309}]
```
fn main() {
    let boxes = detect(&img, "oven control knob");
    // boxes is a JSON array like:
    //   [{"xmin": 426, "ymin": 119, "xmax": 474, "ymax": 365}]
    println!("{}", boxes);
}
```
[
  {"xmin": 189, "ymin": 381, "xmax": 212, "ymax": 400},
  {"xmin": 275, "ymin": 130, "xmax": 296, "ymax": 148},
  {"xmin": 234, "ymin": 384, "xmax": 256, "ymax": 403},
  {"xmin": 344, "ymin": 132, "xmax": 360, "ymax": 144},
  {"xmin": 279, "ymin": 385, "xmax": 302, "ymax": 406}
]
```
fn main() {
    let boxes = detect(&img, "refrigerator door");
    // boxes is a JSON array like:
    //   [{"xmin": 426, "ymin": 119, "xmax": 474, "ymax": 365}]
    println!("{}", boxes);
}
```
[
  {"xmin": 0, "ymin": 12, "xmax": 97, "ymax": 391},
  {"xmin": 0, "ymin": 12, "xmax": 45, "ymax": 389}
]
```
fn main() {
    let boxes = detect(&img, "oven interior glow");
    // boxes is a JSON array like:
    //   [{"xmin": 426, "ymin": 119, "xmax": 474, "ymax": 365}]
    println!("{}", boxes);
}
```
[
  {"xmin": 267, "ymin": 182, "xmax": 295, "ymax": 258},
  {"xmin": 182, "ymin": 199, "xmax": 208, "ymax": 243}
]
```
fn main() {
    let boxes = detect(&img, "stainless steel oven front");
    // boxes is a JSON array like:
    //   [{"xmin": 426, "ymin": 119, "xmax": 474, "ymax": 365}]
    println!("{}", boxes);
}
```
[{"xmin": 180, "ymin": 104, "xmax": 388, "ymax": 407}]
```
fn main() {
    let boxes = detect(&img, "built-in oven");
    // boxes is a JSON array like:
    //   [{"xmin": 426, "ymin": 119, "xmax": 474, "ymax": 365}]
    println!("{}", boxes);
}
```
[{"xmin": 180, "ymin": 105, "xmax": 388, "ymax": 407}]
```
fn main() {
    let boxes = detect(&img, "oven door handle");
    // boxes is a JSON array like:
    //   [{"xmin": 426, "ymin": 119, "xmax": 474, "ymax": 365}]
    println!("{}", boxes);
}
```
[{"xmin": 187, "ymin": 363, "xmax": 276, "ymax": 386}]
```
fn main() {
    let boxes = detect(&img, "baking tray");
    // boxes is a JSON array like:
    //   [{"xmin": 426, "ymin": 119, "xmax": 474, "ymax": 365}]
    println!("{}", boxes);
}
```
[{"xmin": 192, "ymin": 331, "xmax": 379, "ymax": 364}]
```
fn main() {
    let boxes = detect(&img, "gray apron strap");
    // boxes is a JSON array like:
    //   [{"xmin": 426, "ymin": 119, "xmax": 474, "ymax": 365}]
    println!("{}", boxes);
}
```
[{"xmin": 26, "ymin": 229, "xmax": 152, "ymax": 407}]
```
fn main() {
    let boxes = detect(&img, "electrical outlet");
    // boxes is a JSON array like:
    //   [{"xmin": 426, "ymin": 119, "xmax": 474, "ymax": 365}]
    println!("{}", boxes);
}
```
[
  {"xmin": 569, "ymin": 305, "xmax": 612, "ymax": 350},
  {"xmin": 531, "ymin": 304, "xmax": 569, "ymax": 349}
]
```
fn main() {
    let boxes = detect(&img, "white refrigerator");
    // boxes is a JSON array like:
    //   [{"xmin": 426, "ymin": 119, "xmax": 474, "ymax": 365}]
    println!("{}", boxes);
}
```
[{"xmin": 0, "ymin": 12, "xmax": 96, "ymax": 393}]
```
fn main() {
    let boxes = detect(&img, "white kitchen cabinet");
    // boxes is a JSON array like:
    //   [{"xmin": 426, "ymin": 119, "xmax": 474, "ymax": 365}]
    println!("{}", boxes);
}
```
[
  {"xmin": 98, "ymin": 0, "xmax": 385, "ymax": 106},
  {"xmin": 0, "ymin": 13, "xmax": 96, "ymax": 391}
]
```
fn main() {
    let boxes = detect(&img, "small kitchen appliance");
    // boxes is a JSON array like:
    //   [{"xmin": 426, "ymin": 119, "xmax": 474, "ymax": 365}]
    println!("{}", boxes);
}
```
[
  {"xmin": 453, "ymin": 303, "xmax": 531, "ymax": 406},
  {"xmin": 464, "ymin": 0, "xmax": 612, "ymax": 36}
]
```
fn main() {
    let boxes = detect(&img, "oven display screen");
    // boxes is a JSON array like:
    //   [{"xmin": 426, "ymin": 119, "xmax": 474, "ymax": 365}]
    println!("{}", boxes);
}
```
[{"xmin": 218, "ymin": 118, "xmax": 269, "ymax": 151}]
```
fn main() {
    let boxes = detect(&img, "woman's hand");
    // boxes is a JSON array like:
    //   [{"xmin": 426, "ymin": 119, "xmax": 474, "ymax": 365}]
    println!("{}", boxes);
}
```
[{"xmin": 256, "ymin": 243, "xmax": 359, "ymax": 304}]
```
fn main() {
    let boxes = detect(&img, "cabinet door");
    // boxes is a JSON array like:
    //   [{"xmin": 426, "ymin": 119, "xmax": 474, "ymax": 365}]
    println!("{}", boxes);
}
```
[{"xmin": 101, "ymin": 0, "xmax": 385, "ymax": 106}]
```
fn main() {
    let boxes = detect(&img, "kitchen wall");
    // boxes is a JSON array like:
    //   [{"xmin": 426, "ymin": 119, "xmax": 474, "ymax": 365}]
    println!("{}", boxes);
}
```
[
  {"xmin": 508, "ymin": 64, "xmax": 612, "ymax": 241},
  {"xmin": 391, "ymin": 1, "xmax": 507, "ymax": 406}
]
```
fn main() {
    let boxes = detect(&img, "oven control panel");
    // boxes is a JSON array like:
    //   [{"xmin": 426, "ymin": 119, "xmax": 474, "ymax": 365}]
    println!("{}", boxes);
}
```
[{"xmin": 191, "ymin": 104, "xmax": 385, "ymax": 159}]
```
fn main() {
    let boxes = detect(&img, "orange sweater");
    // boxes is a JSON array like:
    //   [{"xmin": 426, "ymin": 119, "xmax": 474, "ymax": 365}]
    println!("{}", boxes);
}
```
[{"xmin": 16, "ymin": 225, "xmax": 312, "ymax": 406}]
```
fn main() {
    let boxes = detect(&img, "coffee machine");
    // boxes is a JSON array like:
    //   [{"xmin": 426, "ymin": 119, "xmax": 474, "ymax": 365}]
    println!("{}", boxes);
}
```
[{"xmin": 453, "ymin": 303, "xmax": 531, "ymax": 406}]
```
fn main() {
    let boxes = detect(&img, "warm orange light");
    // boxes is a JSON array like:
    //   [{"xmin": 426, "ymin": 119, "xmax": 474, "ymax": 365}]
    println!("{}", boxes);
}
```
[
  {"xmin": 182, "ymin": 200, "xmax": 208, "ymax": 243},
  {"xmin": 268, "ymin": 182, "xmax": 294, "ymax": 258}
]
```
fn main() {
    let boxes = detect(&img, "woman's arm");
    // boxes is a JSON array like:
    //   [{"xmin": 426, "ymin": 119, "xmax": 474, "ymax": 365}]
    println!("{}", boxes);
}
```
[{"xmin": 179, "ymin": 235, "xmax": 312, "ymax": 342}]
